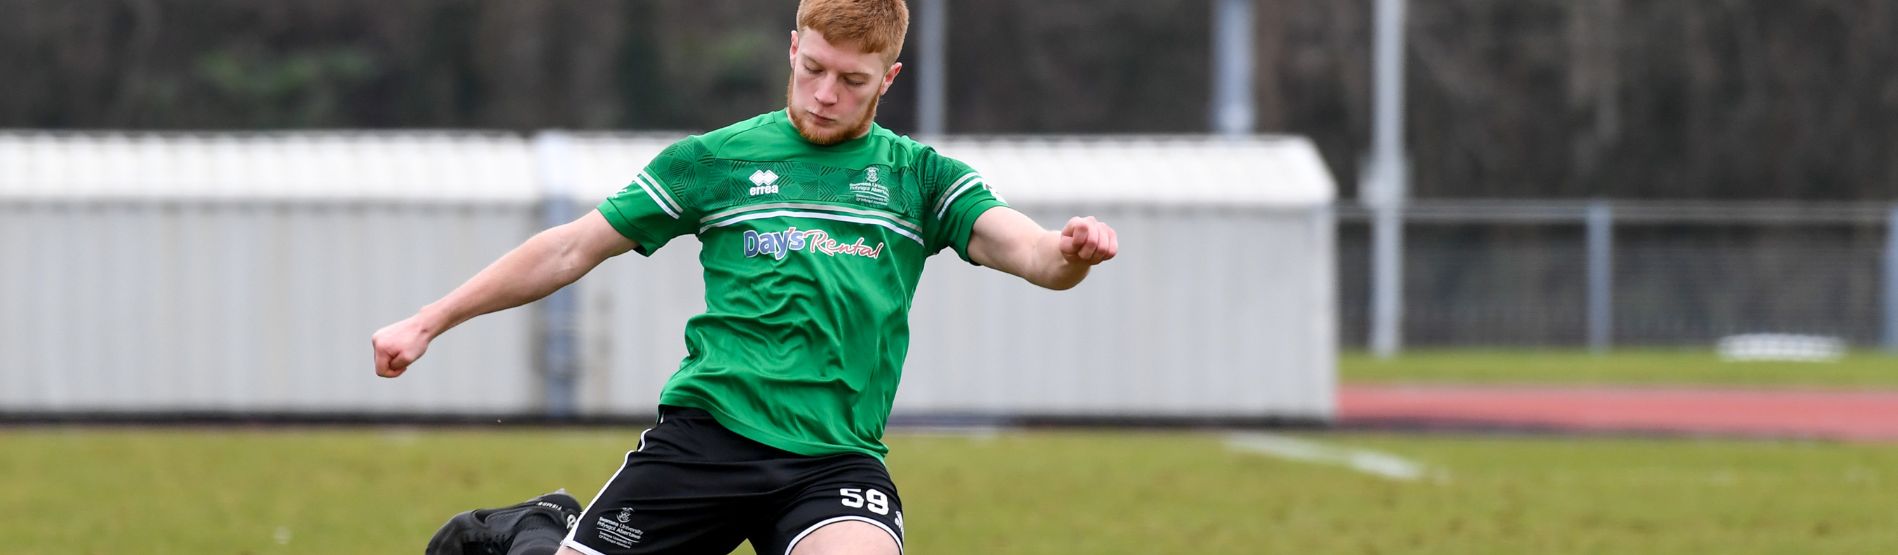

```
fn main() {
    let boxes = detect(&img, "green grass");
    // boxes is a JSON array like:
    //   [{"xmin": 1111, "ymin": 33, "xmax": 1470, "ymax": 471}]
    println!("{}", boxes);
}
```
[
  {"xmin": 5, "ymin": 428, "xmax": 1898, "ymax": 554},
  {"xmin": 1342, "ymin": 349, "xmax": 1898, "ymax": 387}
]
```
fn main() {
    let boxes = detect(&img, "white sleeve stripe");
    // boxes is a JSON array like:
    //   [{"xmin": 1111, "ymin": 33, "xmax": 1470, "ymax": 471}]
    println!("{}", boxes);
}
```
[
  {"xmin": 933, "ymin": 172, "xmax": 982, "ymax": 214},
  {"xmin": 638, "ymin": 171, "xmax": 684, "ymax": 214},
  {"xmin": 630, "ymin": 172, "xmax": 680, "ymax": 219},
  {"xmin": 634, "ymin": 172, "xmax": 683, "ymax": 216},
  {"xmin": 934, "ymin": 177, "xmax": 987, "ymax": 220}
]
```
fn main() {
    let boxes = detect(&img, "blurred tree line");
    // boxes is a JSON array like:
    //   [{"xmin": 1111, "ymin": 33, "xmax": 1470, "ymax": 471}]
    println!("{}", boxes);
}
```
[{"xmin": 2, "ymin": 0, "xmax": 1892, "ymax": 200}]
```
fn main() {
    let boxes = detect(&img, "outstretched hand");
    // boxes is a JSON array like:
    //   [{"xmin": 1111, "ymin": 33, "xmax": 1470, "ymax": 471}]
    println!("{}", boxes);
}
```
[
  {"xmin": 371, "ymin": 316, "xmax": 433, "ymax": 378},
  {"xmin": 1057, "ymin": 216, "xmax": 1119, "ymax": 266}
]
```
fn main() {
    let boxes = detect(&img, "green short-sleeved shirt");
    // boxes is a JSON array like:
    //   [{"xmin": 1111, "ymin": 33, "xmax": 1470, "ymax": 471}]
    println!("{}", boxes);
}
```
[{"xmin": 598, "ymin": 110, "xmax": 1008, "ymax": 459}]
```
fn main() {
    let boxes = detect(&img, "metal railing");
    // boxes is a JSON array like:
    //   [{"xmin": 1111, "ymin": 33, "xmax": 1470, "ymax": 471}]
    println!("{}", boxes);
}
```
[{"xmin": 1336, "ymin": 200, "xmax": 1898, "ymax": 352}]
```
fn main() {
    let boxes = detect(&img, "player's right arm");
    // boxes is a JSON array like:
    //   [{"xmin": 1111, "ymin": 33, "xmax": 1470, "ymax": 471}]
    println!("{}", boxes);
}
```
[
  {"xmin": 371, "ymin": 210, "xmax": 636, "ymax": 378},
  {"xmin": 376, "ymin": 136, "xmax": 705, "ymax": 378}
]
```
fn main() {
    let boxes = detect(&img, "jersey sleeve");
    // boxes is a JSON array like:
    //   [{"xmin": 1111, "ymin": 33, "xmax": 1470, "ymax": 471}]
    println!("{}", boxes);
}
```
[
  {"xmin": 920, "ymin": 149, "xmax": 1009, "ymax": 264},
  {"xmin": 597, "ymin": 138, "xmax": 708, "ymax": 256}
]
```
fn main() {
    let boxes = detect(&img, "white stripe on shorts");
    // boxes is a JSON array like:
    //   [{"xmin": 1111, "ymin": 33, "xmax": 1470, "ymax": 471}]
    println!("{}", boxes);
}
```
[
  {"xmin": 563, "ymin": 412, "xmax": 665, "ymax": 551},
  {"xmin": 782, "ymin": 515, "xmax": 903, "ymax": 555}
]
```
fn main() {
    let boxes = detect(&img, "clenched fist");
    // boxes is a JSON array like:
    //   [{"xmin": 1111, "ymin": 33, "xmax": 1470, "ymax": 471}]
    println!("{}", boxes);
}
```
[
  {"xmin": 371, "ymin": 316, "xmax": 434, "ymax": 378},
  {"xmin": 1057, "ymin": 216, "xmax": 1119, "ymax": 265}
]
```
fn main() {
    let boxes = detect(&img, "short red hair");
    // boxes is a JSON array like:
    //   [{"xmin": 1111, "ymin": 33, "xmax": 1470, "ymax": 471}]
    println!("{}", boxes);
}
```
[{"xmin": 797, "ymin": 0, "xmax": 910, "ymax": 65}]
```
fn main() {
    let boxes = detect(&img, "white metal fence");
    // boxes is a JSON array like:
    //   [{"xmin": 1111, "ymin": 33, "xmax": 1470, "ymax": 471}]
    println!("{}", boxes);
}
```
[
  {"xmin": 0, "ymin": 131, "xmax": 1339, "ymax": 421},
  {"xmin": 1336, "ymin": 201, "xmax": 1898, "ymax": 351}
]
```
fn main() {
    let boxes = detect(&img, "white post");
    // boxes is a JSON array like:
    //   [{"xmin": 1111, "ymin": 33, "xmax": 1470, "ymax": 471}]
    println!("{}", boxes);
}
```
[
  {"xmin": 532, "ymin": 131, "xmax": 580, "ymax": 418},
  {"xmin": 1211, "ymin": 0, "xmax": 1255, "ymax": 135},
  {"xmin": 917, "ymin": 0, "xmax": 948, "ymax": 138},
  {"xmin": 1365, "ymin": 0, "xmax": 1408, "ymax": 358},
  {"xmin": 1884, "ymin": 205, "xmax": 1898, "ymax": 353},
  {"xmin": 1586, "ymin": 201, "xmax": 1614, "ymax": 353},
  {"xmin": 1369, "ymin": 199, "xmax": 1404, "ymax": 357}
]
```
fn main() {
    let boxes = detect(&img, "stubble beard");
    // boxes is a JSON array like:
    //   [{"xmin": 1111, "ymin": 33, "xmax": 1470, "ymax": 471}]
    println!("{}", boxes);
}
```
[{"xmin": 786, "ymin": 75, "xmax": 879, "ymax": 146}]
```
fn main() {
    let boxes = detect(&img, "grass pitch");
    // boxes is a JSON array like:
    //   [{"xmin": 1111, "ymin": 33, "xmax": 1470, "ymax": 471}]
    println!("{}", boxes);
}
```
[
  {"xmin": 1342, "ymin": 349, "xmax": 1898, "ymax": 387},
  {"xmin": 5, "ymin": 428, "xmax": 1897, "ymax": 554}
]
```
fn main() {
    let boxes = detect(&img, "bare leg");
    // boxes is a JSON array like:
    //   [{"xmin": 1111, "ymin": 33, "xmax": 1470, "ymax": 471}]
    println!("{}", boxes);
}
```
[{"xmin": 787, "ymin": 520, "xmax": 901, "ymax": 555}]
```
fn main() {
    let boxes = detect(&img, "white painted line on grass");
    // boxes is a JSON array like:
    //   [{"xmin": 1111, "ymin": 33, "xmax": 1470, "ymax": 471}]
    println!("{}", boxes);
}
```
[
  {"xmin": 1225, "ymin": 433, "xmax": 1437, "ymax": 482},
  {"xmin": 890, "ymin": 426, "xmax": 1003, "ymax": 440}
]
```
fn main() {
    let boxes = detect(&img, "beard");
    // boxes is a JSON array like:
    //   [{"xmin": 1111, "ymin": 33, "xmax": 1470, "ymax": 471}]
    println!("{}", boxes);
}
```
[{"xmin": 786, "ymin": 75, "xmax": 879, "ymax": 146}]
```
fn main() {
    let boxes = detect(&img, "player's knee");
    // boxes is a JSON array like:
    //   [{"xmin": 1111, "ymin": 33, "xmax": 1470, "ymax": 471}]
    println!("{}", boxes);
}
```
[
  {"xmin": 787, "ymin": 520, "xmax": 900, "ymax": 555},
  {"xmin": 555, "ymin": 546, "xmax": 591, "ymax": 555}
]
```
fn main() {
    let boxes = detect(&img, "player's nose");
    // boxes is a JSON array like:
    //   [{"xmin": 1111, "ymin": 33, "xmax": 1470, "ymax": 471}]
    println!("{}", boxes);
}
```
[{"xmin": 814, "ymin": 78, "xmax": 839, "ymax": 105}]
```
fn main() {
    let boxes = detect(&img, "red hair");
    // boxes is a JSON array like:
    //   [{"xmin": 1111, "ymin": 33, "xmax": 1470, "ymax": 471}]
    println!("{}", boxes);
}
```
[{"xmin": 797, "ymin": 0, "xmax": 910, "ymax": 65}]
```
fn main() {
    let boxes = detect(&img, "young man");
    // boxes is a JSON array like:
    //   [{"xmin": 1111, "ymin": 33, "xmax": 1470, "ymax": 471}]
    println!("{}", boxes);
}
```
[{"xmin": 372, "ymin": 1, "xmax": 1118, "ymax": 553}]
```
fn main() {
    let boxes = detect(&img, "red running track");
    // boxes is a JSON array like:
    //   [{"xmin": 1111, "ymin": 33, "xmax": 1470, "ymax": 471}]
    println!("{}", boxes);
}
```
[{"xmin": 1338, "ymin": 385, "xmax": 1898, "ymax": 441}]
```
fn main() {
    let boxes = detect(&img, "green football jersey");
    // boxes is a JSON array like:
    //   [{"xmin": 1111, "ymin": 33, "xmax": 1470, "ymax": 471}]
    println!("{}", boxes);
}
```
[{"xmin": 597, "ymin": 110, "xmax": 1008, "ymax": 459}]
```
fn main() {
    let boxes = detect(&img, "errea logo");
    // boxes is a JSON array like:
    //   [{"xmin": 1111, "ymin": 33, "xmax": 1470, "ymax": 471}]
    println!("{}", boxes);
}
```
[{"xmin": 748, "ymin": 169, "xmax": 780, "ymax": 196}]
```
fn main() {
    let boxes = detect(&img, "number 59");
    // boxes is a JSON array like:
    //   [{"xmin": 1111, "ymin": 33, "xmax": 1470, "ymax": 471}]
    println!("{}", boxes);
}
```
[{"xmin": 839, "ymin": 487, "xmax": 890, "ymax": 515}]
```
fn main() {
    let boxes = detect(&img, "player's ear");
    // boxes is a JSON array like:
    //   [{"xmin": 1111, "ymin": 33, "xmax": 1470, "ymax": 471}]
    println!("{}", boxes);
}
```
[
  {"xmin": 788, "ymin": 30, "xmax": 800, "ymax": 66},
  {"xmin": 879, "ymin": 62, "xmax": 902, "ymax": 96}
]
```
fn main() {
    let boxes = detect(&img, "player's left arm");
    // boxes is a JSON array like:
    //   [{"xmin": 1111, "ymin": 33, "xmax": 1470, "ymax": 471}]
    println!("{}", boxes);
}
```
[{"xmin": 967, "ymin": 207, "xmax": 1118, "ymax": 290}]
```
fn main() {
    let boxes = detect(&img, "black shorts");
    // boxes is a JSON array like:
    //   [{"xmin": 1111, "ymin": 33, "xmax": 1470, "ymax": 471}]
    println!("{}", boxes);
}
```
[{"xmin": 561, "ymin": 406, "xmax": 905, "ymax": 555}]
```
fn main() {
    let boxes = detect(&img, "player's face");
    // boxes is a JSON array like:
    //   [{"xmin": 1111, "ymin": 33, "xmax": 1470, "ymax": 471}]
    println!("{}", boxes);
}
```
[{"xmin": 787, "ymin": 28, "xmax": 902, "ymax": 146}]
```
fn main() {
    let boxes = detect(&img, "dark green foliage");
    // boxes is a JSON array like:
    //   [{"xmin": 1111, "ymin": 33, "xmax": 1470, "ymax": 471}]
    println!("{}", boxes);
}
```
[{"xmin": 3, "ymin": 0, "xmax": 1893, "ymax": 200}]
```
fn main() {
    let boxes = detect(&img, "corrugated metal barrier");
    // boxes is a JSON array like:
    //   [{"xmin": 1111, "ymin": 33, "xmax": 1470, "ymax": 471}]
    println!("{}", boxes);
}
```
[{"xmin": 0, "ymin": 131, "xmax": 1338, "ymax": 421}]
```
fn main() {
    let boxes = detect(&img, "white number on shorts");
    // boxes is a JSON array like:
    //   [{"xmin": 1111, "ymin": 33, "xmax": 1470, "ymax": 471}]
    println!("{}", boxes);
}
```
[{"xmin": 839, "ymin": 488, "xmax": 890, "ymax": 515}]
